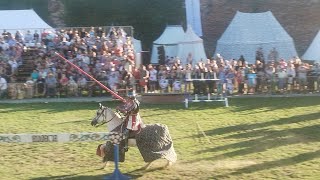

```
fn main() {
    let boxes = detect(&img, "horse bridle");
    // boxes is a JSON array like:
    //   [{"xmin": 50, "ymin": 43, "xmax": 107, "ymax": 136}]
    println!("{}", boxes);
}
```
[{"xmin": 95, "ymin": 107, "xmax": 117, "ymax": 127}]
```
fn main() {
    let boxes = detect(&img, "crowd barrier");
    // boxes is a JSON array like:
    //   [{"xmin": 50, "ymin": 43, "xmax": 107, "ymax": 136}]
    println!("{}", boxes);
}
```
[{"xmin": 1, "ymin": 76, "xmax": 320, "ymax": 100}]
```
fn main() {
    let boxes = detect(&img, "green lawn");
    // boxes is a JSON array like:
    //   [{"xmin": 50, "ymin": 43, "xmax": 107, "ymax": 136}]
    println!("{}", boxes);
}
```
[{"xmin": 0, "ymin": 97, "xmax": 320, "ymax": 180}]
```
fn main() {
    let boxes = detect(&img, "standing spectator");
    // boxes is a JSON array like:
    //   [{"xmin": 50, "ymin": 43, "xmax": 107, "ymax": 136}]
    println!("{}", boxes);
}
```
[
  {"xmin": 286, "ymin": 63, "xmax": 296, "ymax": 93},
  {"xmin": 139, "ymin": 65, "xmax": 149, "ymax": 93},
  {"xmin": 186, "ymin": 53, "xmax": 194, "ymax": 65},
  {"xmin": 96, "ymin": 27, "xmax": 103, "ymax": 38},
  {"xmin": 217, "ymin": 66, "xmax": 226, "ymax": 95},
  {"xmin": 297, "ymin": 63, "xmax": 308, "ymax": 92},
  {"xmin": 238, "ymin": 55, "xmax": 246, "ymax": 67},
  {"xmin": 184, "ymin": 64, "xmax": 193, "ymax": 92},
  {"xmin": 277, "ymin": 68, "xmax": 288, "ymax": 93},
  {"xmin": 313, "ymin": 63, "xmax": 320, "ymax": 92},
  {"xmin": 255, "ymin": 60, "xmax": 264, "ymax": 92},
  {"xmin": 0, "ymin": 74, "xmax": 8, "ymax": 99},
  {"xmin": 148, "ymin": 64, "xmax": 157, "ymax": 93},
  {"xmin": 265, "ymin": 64, "xmax": 276, "ymax": 93},
  {"xmin": 236, "ymin": 67, "xmax": 245, "ymax": 94},
  {"xmin": 132, "ymin": 67, "xmax": 140, "ymax": 93},
  {"xmin": 14, "ymin": 31, "xmax": 24, "ymax": 43},
  {"xmin": 247, "ymin": 68, "xmax": 257, "ymax": 94},
  {"xmin": 34, "ymin": 30, "xmax": 40, "ymax": 43},
  {"xmin": 192, "ymin": 65, "xmax": 201, "ymax": 94},
  {"xmin": 226, "ymin": 68, "xmax": 235, "ymax": 95},
  {"xmin": 267, "ymin": 47, "xmax": 279, "ymax": 62},
  {"xmin": 24, "ymin": 30, "xmax": 34, "ymax": 44}
]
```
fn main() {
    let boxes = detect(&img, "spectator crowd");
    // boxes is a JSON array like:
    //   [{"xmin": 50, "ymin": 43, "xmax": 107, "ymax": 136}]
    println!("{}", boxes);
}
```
[{"xmin": 0, "ymin": 27, "xmax": 320, "ymax": 100}]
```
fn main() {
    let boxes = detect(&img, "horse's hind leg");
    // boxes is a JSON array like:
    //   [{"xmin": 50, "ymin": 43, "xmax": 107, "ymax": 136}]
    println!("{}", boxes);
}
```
[{"xmin": 101, "ymin": 161, "xmax": 110, "ymax": 169}]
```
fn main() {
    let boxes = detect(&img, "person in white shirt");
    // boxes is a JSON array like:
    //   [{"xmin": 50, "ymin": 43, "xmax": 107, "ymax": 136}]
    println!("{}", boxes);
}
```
[
  {"xmin": 24, "ymin": 30, "xmax": 34, "ymax": 44},
  {"xmin": 0, "ymin": 75, "xmax": 8, "ymax": 99},
  {"xmin": 148, "ymin": 64, "xmax": 157, "ymax": 93},
  {"xmin": 0, "ymin": 40, "xmax": 9, "ymax": 51}
]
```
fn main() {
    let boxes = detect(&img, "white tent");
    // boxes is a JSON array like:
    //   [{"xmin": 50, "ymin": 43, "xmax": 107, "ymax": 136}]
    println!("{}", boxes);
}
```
[
  {"xmin": 0, "ymin": 9, "xmax": 53, "ymax": 35},
  {"xmin": 302, "ymin": 30, "xmax": 320, "ymax": 62},
  {"xmin": 215, "ymin": 11, "xmax": 298, "ymax": 64},
  {"xmin": 151, "ymin": 25, "xmax": 185, "ymax": 64},
  {"xmin": 176, "ymin": 25, "xmax": 207, "ymax": 65}
]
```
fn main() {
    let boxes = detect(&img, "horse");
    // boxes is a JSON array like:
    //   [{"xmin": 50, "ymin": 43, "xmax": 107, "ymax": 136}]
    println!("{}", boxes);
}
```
[{"xmin": 91, "ymin": 103, "xmax": 177, "ymax": 169}]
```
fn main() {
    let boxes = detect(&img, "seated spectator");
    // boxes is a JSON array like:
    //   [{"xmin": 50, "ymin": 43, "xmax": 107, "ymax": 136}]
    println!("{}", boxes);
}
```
[
  {"xmin": 67, "ymin": 76, "xmax": 78, "ymax": 97},
  {"xmin": 8, "ymin": 58, "xmax": 18, "ymax": 75},
  {"xmin": 298, "ymin": 63, "xmax": 308, "ymax": 91},
  {"xmin": 59, "ymin": 73, "xmax": 69, "ymax": 96},
  {"xmin": 77, "ymin": 75, "xmax": 88, "ymax": 96},
  {"xmin": 172, "ymin": 79, "xmax": 181, "ymax": 93},
  {"xmin": 107, "ymin": 68, "xmax": 120, "ymax": 93},
  {"xmin": 46, "ymin": 73, "xmax": 57, "ymax": 97},
  {"xmin": 24, "ymin": 77, "xmax": 35, "ymax": 98},
  {"xmin": 159, "ymin": 75, "xmax": 169, "ymax": 93}
]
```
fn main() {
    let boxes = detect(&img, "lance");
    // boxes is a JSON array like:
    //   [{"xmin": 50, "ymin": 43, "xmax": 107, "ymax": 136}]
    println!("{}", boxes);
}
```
[{"xmin": 54, "ymin": 52, "xmax": 126, "ymax": 102}]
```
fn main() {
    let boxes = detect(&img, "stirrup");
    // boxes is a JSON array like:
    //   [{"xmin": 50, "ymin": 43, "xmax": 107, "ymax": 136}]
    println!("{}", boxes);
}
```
[{"xmin": 124, "ymin": 146, "xmax": 129, "ymax": 152}]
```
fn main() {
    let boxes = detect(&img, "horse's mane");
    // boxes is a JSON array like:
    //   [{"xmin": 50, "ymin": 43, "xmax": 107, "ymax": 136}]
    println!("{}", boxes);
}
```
[{"xmin": 102, "ymin": 106, "xmax": 125, "ymax": 132}]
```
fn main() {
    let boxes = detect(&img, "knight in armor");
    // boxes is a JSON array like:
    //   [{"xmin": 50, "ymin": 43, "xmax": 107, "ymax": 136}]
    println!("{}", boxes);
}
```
[{"xmin": 116, "ymin": 93, "xmax": 143, "ymax": 150}]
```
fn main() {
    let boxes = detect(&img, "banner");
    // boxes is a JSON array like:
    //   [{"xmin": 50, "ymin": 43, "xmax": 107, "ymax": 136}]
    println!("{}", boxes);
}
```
[{"xmin": 185, "ymin": 0, "xmax": 203, "ymax": 36}]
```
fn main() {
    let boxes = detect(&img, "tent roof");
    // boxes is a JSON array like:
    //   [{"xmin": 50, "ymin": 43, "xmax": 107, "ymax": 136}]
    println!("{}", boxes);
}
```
[
  {"xmin": 215, "ymin": 11, "xmax": 298, "ymax": 63},
  {"xmin": 0, "ymin": 9, "xmax": 52, "ymax": 30},
  {"xmin": 218, "ymin": 11, "xmax": 294, "ymax": 44},
  {"xmin": 302, "ymin": 30, "xmax": 320, "ymax": 61},
  {"xmin": 180, "ymin": 25, "xmax": 203, "ymax": 43},
  {"xmin": 153, "ymin": 25, "xmax": 185, "ymax": 45}
]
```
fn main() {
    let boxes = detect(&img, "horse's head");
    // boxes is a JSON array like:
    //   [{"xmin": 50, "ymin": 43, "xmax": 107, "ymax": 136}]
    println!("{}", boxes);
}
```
[
  {"xmin": 91, "ymin": 103, "xmax": 105, "ymax": 127},
  {"xmin": 91, "ymin": 103, "xmax": 124, "ymax": 131}
]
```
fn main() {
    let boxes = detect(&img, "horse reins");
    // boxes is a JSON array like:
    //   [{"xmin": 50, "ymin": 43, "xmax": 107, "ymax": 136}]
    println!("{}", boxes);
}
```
[{"xmin": 95, "ymin": 107, "xmax": 117, "ymax": 127}]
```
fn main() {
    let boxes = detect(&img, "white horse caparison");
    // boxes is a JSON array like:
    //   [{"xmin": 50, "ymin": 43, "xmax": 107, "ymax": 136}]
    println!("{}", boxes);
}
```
[{"xmin": 91, "ymin": 103, "xmax": 177, "ymax": 170}]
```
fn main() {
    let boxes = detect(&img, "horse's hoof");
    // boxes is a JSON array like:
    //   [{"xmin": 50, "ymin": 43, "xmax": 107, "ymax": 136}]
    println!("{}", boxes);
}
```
[
  {"xmin": 164, "ymin": 161, "xmax": 173, "ymax": 169},
  {"xmin": 100, "ymin": 161, "xmax": 109, "ymax": 170}
]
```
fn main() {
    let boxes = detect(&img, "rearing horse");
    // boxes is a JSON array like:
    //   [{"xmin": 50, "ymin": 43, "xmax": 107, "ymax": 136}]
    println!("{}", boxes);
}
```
[{"xmin": 91, "ymin": 103, "xmax": 177, "ymax": 169}]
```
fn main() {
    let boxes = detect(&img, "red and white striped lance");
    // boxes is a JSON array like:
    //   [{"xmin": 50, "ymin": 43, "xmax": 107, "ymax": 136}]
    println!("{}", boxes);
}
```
[{"xmin": 54, "ymin": 52, "xmax": 126, "ymax": 103}]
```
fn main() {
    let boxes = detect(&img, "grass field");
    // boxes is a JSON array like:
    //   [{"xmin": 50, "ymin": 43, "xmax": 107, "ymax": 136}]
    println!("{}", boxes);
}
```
[{"xmin": 0, "ymin": 97, "xmax": 320, "ymax": 180}]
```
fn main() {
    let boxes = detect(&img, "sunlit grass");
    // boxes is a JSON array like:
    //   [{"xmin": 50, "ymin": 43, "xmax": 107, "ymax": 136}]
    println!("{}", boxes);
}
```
[{"xmin": 0, "ymin": 97, "xmax": 320, "ymax": 179}]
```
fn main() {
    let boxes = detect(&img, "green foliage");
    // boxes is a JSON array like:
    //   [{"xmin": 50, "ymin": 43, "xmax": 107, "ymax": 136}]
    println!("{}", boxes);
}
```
[{"xmin": 62, "ymin": 0, "xmax": 185, "ymax": 49}]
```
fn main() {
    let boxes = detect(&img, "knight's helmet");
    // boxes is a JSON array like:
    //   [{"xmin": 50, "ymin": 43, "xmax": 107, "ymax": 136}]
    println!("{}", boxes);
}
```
[
  {"xmin": 127, "ymin": 91, "xmax": 140, "ymax": 109},
  {"xmin": 127, "ymin": 91, "xmax": 137, "ymax": 100}
]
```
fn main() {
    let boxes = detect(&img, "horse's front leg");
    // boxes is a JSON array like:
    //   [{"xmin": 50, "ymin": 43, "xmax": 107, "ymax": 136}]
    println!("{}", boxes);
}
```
[{"xmin": 164, "ymin": 160, "xmax": 173, "ymax": 169}]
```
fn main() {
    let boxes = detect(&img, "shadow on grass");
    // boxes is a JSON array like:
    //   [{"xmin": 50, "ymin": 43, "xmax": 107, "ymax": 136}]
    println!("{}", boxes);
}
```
[
  {"xmin": 199, "ymin": 111, "xmax": 320, "ymax": 138},
  {"xmin": 190, "ymin": 111, "xmax": 320, "ymax": 174},
  {"xmin": 196, "ymin": 124, "xmax": 320, "ymax": 160},
  {"xmin": 229, "ymin": 96, "xmax": 320, "ymax": 113},
  {"xmin": 193, "ymin": 111, "xmax": 320, "ymax": 157},
  {"xmin": 30, "ymin": 168, "xmax": 144, "ymax": 180},
  {"xmin": 214, "ymin": 149, "xmax": 320, "ymax": 179}
]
